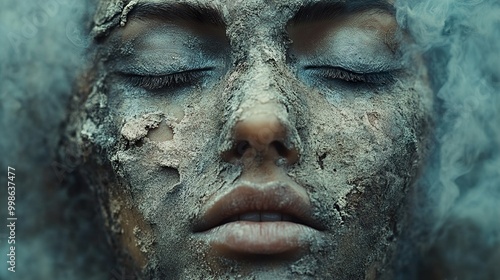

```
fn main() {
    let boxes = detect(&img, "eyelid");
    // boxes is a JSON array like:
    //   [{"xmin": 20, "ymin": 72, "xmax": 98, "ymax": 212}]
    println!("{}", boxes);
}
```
[
  {"xmin": 305, "ymin": 66, "xmax": 399, "ymax": 85},
  {"xmin": 106, "ymin": 48, "xmax": 226, "ymax": 77},
  {"xmin": 118, "ymin": 67, "xmax": 214, "ymax": 91},
  {"xmin": 110, "ymin": 56, "xmax": 216, "ymax": 75},
  {"xmin": 301, "ymin": 55, "xmax": 404, "ymax": 72},
  {"xmin": 117, "ymin": 66, "xmax": 214, "ymax": 77}
]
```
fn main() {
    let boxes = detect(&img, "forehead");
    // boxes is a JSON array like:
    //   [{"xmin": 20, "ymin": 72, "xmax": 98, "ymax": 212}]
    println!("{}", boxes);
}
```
[{"xmin": 92, "ymin": 0, "xmax": 395, "ymax": 38}]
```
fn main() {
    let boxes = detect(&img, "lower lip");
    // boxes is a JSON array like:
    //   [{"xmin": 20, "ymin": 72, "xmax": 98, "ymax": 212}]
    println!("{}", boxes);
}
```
[{"xmin": 198, "ymin": 221, "xmax": 318, "ymax": 255}]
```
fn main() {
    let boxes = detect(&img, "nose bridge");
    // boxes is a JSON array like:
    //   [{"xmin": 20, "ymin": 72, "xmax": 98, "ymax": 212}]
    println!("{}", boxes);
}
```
[
  {"xmin": 237, "ymin": 58, "xmax": 290, "ymax": 140},
  {"xmin": 241, "ymin": 48, "xmax": 279, "ymax": 92},
  {"xmin": 240, "ymin": 65, "xmax": 286, "ymax": 140},
  {"xmin": 219, "ymin": 55, "xmax": 302, "ymax": 165},
  {"xmin": 239, "ymin": 61, "xmax": 284, "ymax": 115}
]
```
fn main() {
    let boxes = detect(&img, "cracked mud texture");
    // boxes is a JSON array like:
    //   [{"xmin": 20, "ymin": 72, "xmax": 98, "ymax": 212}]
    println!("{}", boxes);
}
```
[{"xmin": 63, "ymin": 0, "xmax": 434, "ymax": 278}]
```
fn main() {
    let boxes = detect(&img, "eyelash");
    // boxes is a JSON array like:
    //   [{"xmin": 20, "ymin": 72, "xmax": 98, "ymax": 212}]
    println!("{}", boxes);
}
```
[
  {"xmin": 306, "ymin": 66, "xmax": 396, "ymax": 85},
  {"xmin": 123, "ymin": 69, "xmax": 209, "ymax": 91},
  {"xmin": 121, "ymin": 66, "xmax": 394, "ymax": 91}
]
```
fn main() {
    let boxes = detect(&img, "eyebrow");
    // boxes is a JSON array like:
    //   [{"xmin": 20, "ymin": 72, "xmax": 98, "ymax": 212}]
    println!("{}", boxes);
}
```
[
  {"xmin": 290, "ymin": 0, "xmax": 395, "ymax": 24},
  {"xmin": 128, "ymin": 2, "xmax": 225, "ymax": 26}
]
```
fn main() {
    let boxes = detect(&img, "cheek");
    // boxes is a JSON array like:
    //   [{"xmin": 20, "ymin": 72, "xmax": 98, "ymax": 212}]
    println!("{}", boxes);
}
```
[
  {"xmin": 105, "ymin": 187, "xmax": 156, "ymax": 271},
  {"xmin": 114, "ymin": 148, "xmax": 181, "ymax": 217},
  {"xmin": 107, "ymin": 90, "xmax": 226, "ymax": 227},
  {"xmin": 309, "ymin": 98, "xmax": 408, "ymax": 175},
  {"xmin": 108, "ymin": 91, "xmax": 229, "ymax": 273},
  {"xmin": 300, "ymin": 91, "xmax": 427, "ymax": 266},
  {"xmin": 302, "ymin": 87, "xmax": 429, "ymax": 226}
]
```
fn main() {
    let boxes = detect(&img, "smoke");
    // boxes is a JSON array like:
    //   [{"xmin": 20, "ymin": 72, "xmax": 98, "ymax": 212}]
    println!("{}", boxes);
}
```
[
  {"xmin": 0, "ymin": 0, "xmax": 112, "ymax": 279},
  {"xmin": 0, "ymin": 0, "xmax": 499, "ymax": 278},
  {"xmin": 395, "ymin": 0, "xmax": 500, "ymax": 278}
]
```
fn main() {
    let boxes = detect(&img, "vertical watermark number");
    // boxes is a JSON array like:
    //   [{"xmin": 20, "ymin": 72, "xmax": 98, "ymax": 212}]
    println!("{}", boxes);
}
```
[{"xmin": 6, "ymin": 167, "xmax": 16, "ymax": 273}]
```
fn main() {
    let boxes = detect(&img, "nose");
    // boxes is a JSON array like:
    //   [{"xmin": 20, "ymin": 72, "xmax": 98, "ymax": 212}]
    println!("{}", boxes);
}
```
[{"xmin": 224, "ymin": 101, "xmax": 299, "ymax": 166}]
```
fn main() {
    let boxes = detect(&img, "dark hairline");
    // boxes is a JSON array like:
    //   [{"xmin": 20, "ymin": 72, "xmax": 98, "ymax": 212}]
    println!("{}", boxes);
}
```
[
  {"xmin": 126, "ymin": 1, "xmax": 394, "ymax": 28},
  {"xmin": 127, "ymin": 2, "xmax": 225, "ymax": 26},
  {"xmin": 290, "ymin": 0, "xmax": 395, "ymax": 25}
]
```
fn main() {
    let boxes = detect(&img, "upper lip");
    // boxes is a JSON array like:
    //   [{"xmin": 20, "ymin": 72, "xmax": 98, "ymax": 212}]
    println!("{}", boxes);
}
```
[{"xmin": 192, "ymin": 184, "xmax": 324, "ymax": 232}]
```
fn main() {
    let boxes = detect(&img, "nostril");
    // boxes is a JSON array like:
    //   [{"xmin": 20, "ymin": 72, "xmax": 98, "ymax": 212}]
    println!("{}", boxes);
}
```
[
  {"xmin": 272, "ymin": 141, "xmax": 288, "ymax": 158},
  {"xmin": 236, "ymin": 140, "xmax": 250, "ymax": 156}
]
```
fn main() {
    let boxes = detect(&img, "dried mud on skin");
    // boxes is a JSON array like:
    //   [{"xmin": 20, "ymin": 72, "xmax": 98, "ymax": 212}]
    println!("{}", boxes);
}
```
[{"xmin": 64, "ymin": 0, "xmax": 434, "ymax": 279}]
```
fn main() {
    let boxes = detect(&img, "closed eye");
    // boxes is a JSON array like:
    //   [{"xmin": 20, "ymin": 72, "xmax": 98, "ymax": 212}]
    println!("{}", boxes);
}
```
[
  {"xmin": 120, "ymin": 68, "xmax": 214, "ymax": 91},
  {"xmin": 305, "ymin": 66, "xmax": 397, "ymax": 85}
]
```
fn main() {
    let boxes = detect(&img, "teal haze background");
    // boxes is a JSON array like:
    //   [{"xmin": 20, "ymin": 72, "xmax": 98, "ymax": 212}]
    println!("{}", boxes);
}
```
[{"xmin": 0, "ymin": 0, "xmax": 499, "ymax": 278}]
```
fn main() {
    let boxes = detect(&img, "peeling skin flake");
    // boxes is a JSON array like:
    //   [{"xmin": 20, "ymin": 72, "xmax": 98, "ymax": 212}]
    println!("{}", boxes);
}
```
[
  {"xmin": 121, "ymin": 113, "xmax": 163, "ymax": 142},
  {"xmin": 120, "ymin": 0, "xmax": 138, "ymax": 26}
]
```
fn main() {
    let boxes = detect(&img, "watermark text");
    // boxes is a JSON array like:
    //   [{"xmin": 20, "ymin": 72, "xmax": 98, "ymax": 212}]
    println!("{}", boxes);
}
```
[{"xmin": 6, "ymin": 167, "xmax": 16, "ymax": 273}]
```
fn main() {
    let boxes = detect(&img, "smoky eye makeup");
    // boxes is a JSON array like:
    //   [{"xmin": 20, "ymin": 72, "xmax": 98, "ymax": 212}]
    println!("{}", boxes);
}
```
[
  {"xmin": 288, "ymin": 20, "xmax": 404, "ymax": 91},
  {"xmin": 104, "ymin": 24, "xmax": 229, "ymax": 94},
  {"xmin": 120, "ymin": 68, "xmax": 214, "ymax": 91},
  {"xmin": 110, "ymin": 50, "xmax": 222, "ymax": 93},
  {"xmin": 292, "ymin": 40, "xmax": 403, "ymax": 89},
  {"xmin": 292, "ymin": 52, "xmax": 403, "ymax": 92},
  {"xmin": 303, "ymin": 66, "xmax": 398, "ymax": 86}
]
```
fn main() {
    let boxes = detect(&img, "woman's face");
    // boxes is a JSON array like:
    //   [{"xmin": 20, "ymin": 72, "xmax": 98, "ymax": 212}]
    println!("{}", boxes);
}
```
[{"xmin": 82, "ymin": 0, "xmax": 433, "ymax": 278}]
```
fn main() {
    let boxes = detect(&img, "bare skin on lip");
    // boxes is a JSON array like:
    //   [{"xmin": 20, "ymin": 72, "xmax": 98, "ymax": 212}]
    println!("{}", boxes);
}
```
[
  {"xmin": 194, "ymin": 185, "xmax": 317, "ymax": 232},
  {"xmin": 68, "ymin": 0, "xmax": 434, "ymax": 278},
  {"xmin": 209, "ymin": 222, "xmax": 316, "ymax": 255},
  {"xmin": 195, "ymin": 184, "xmax": 323, "ymax": 257}
]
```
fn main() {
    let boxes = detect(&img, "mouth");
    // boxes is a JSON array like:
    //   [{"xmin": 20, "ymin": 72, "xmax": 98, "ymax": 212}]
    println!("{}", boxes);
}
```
[{"xmin": 192, "ymin": 184, "xmax": 324, "ymax": 256}]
